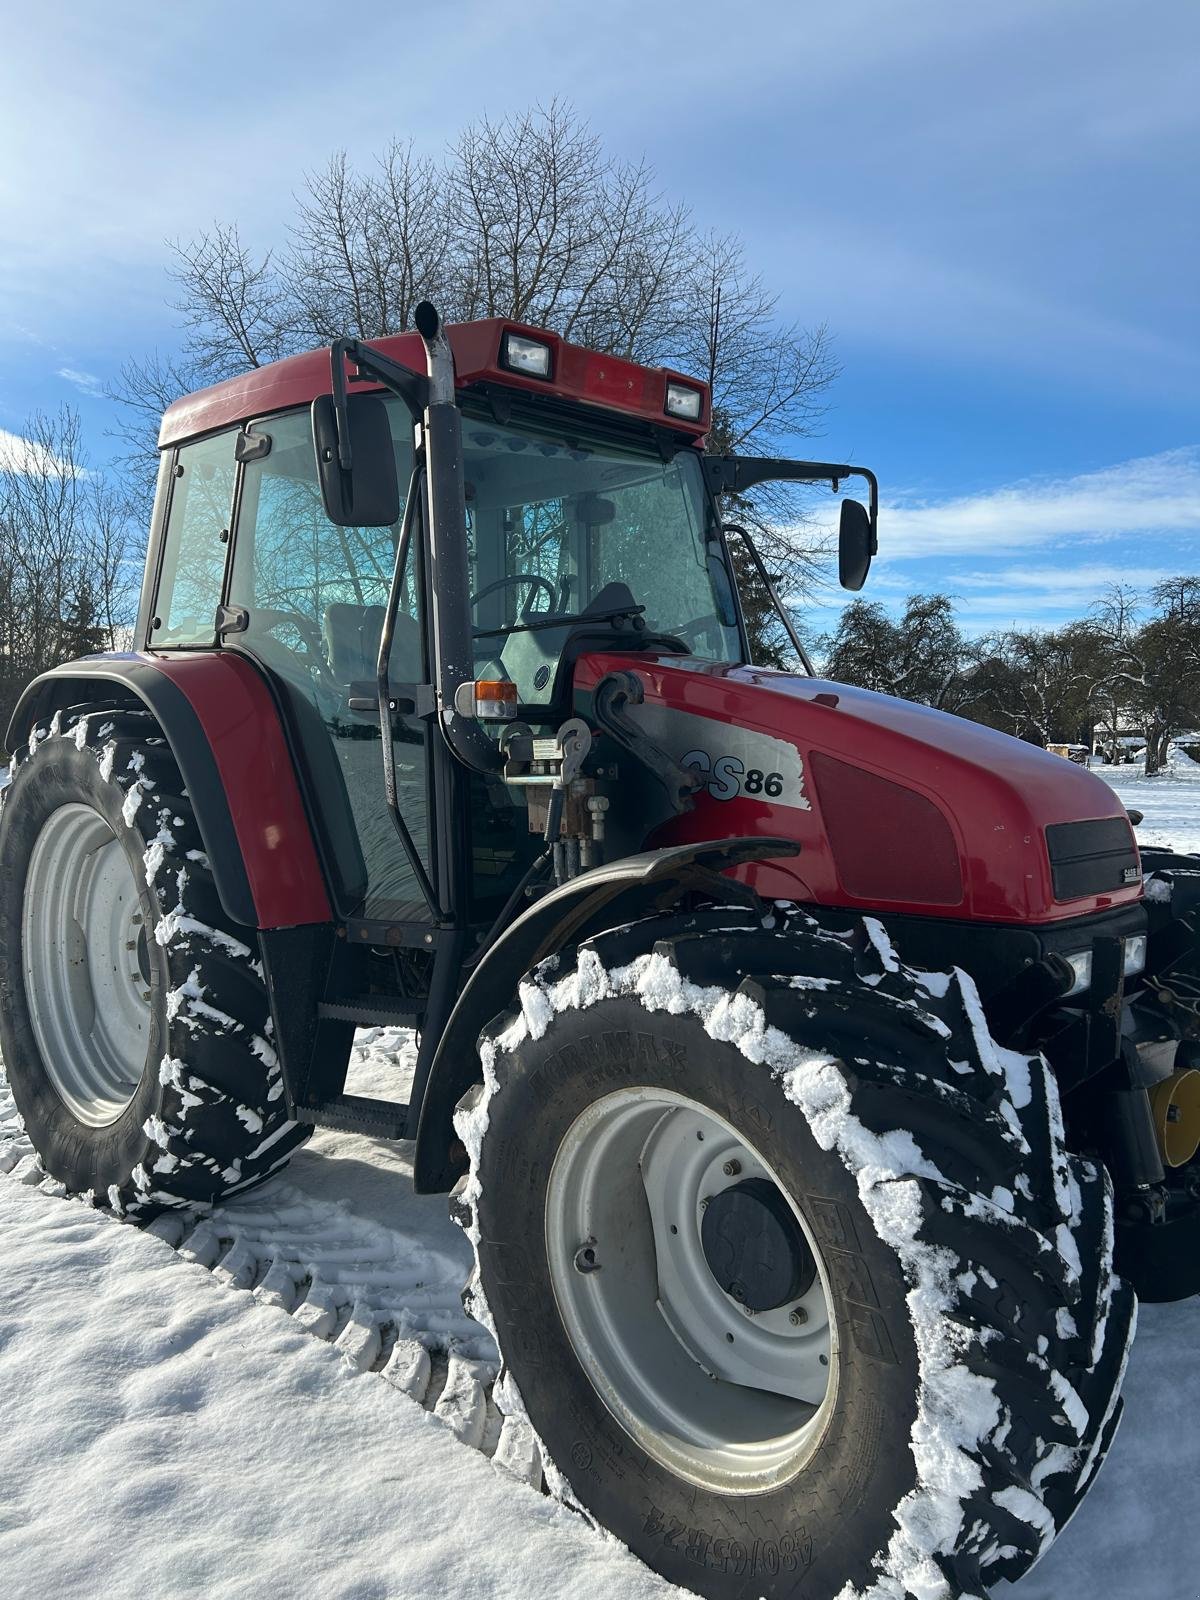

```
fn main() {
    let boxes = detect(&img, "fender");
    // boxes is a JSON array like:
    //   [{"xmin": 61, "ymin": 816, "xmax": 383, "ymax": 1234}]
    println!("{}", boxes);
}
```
[
  {"xmin": 412, "ymin": 835, "xmax": 798, "ymax": 1192},
  {"xmin": 7, "ymin": 652, "xmax": 331, "ymax": 930}
]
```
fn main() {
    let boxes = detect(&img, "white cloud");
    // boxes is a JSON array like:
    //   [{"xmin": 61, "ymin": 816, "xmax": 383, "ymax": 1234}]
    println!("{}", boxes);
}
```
[
  {"xmin": 56, "ymin": 366, "xmax": 104, "ymax": 398},
  {"xmin": 876, "ymin": 449, "xmax": 1200, "ymax": 561},
  {"xmin": 0, "ymin": 428, "xmax": 83, "ymax": 477}
]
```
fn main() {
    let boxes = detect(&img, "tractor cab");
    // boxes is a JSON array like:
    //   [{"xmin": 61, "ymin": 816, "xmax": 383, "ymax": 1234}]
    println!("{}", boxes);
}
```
[{"xmin": 142, "ymin": 309, "xmax": 875, "ymax": 938}]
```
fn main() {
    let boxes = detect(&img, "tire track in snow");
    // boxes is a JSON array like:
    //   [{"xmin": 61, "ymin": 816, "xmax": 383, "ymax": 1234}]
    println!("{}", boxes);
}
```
[{"xmin": 0, "ymin": 1042, "xmax": 541, "ymax": 1490}]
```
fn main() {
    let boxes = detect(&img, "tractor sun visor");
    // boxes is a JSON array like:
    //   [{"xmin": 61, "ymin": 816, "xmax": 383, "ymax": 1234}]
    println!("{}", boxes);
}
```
[{"xmin": 500, "ymin": 332, "xmax": 553, "ymax": 379}]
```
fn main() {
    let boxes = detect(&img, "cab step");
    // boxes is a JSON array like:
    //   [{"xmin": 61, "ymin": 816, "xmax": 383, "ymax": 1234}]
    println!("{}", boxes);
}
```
[
  {"xmin": 317, "ymin": 996, "xmax": 423, "ymax": 1028},
  {"xmin": 296, "ymin": 1094, "xmax": 410, "ymax": 1139}
]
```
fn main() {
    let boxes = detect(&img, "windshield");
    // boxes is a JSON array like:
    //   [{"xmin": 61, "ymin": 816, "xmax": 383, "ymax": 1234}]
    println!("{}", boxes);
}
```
[{"xmin": 457, "ymin": 407, "xmax": 743, "ymax": 703}]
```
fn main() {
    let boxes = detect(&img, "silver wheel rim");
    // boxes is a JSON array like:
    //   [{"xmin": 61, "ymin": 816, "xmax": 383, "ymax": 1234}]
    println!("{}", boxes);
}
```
[
  {"xmin": 22, "ymin": 803, "xmax": 151, "ymax": 1126},
  {"xmin": 546, "ymin": 1088, "xmax": 838, "ymax": 1494}
]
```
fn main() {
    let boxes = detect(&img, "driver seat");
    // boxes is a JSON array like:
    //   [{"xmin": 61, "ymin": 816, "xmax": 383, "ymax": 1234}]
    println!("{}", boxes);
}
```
[{"xmin": 323, "ymin": 603, "xmax": 423, "ymax": 685}]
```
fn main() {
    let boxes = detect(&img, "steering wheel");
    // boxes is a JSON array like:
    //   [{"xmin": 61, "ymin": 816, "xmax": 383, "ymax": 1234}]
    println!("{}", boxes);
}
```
[
  {"xmin": 470, "ymin": 573, "xmax": 557, "ymax": 620},
  {"xmin": 671, "ymin": 614, "xmax": 725, "ymax": 652}
]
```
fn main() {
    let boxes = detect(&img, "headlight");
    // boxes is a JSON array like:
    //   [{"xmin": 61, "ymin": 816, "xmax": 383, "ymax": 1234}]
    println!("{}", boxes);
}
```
[
  {"xmin": 501, "ymin": 332, "xmax": 553, "ymax": 378},
  {"xmin": 1064, "ymin": 950, "xmax": 1093, "ymax": 997},
  {"xmin": 665, "ymin": 381, "xmax": 703, "ymax": 421},
  {"xmin": 1064, "ymin": 934, "xmax": 1148, "ymax": 997},
  {"xmin": 1123, "ymin": 933, "xmax": 1147, "ymax": 979}
]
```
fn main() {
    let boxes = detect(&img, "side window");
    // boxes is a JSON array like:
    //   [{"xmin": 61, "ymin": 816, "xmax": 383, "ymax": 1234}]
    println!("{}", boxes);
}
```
[
  {"xmin": 230, "ymin": 408, "xmax": 416, "ymax": 681},
  {"xmin": 152, "ymin": 431, "xmax": 237, "ymax": 646}
]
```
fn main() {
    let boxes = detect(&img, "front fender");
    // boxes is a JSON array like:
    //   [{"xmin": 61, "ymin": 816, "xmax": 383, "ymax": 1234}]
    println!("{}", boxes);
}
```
[
  {"xmin": 7, "ymin": 653, "xmax": 330, "ymax": 930},
  {"xmin": 412, "ymin": 835, "xmax": 798, "ymax": 1191}
]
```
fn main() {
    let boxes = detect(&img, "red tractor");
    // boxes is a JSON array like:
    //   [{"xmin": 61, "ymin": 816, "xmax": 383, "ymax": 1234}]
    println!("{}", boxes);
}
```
[{"xmin": 2, "ymin": 303, "xmax": 1197, "ymax": 1600}]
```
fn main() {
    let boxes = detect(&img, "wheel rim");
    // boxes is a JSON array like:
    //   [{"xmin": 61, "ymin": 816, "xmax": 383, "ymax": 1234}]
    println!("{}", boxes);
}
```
[
  {"xmin": 545, "ymin": 1088, "xmax": 838, "ymax": 1494},
  {"xmin": 22, "ymin": 803, "xmax": 151, "ymax": 1126}
]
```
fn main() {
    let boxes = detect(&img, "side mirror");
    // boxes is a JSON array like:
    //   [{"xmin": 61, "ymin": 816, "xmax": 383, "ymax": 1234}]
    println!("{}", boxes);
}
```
[
  {"xmin": 838, "ymin": 498, "xmax": 874, "ymax": 591},
  {"xmin": 311, "ymin": 392, "xmax": 400, "ymax": 527}
]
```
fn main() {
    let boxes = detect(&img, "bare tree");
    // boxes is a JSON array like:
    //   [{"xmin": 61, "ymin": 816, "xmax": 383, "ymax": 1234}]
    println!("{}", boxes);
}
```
[
  {"xmin": 0, "ymin": 409, "xmax": 136, "ymax": 749},
  {"xmin": 111, "ymin": 103, "xmax": 837, "ymax": 658}
]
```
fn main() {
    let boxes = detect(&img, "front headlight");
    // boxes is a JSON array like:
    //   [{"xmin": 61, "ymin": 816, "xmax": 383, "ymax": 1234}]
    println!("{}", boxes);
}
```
[
  {"xmin": 1123, "ymin": 933, "xmax": 1148, "ymax": 980},
  {"xmin": 1064, "ymin": 934, "xmax": 1147, "ymax": 997},
  {"xmin": 1064, "ymin": 950, "xmax": 1093, "ymax": 998}
]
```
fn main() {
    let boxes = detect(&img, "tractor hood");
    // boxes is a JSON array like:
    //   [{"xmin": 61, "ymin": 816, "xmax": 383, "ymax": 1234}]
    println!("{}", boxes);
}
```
[{"xmin": 574, "ymin": 654, "xmax": 1142, "ymax": 925}]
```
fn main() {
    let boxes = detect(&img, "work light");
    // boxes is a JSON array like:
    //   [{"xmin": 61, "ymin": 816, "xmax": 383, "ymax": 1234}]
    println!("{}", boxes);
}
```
[
  {"xmin": 665, "ymin": 382, "xmax": 703, "ymax": 421},
  {"xmin": 1064, "ymin": 934, "xmax": 1148, "ymax": 997},
  {"xmin": 501, "ymin": 332, "xmax": 553, "ymax": 379}
]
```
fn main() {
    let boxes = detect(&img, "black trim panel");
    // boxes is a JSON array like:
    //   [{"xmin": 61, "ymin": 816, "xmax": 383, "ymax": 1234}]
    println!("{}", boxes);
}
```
[{"xmin": 1045, "ymin": 817, "xmax": 1140, "ymax": 900}]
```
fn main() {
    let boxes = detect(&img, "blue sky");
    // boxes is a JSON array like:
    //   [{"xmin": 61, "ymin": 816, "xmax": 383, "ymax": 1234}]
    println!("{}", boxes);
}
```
[{"xmin": 1, "ymin": 0, "xmax": 1197, "ymax": 639}]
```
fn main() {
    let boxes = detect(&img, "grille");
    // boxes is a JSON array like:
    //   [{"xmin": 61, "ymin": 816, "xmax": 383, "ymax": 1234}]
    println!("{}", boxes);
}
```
[
  {"xmin": 809, "ymin": 753, "xmax": 963, "ymax": 906},
  {"xmin": 1044, "ymin": 817, "xmax": 1140, "ymax": 900}
]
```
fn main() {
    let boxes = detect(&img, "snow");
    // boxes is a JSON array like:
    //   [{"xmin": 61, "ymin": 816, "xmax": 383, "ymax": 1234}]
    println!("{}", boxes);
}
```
[
  {"xmin": 0, "ymin": 758, "xmax": 1196, "ymax": 1599},
  {"xmin": 1092, "ymin": 748, "xmax": 1200, "ymax": 853},
  {"xmin": 0, "ymin": 1177, "xmax": 673, "ymax": 1600}
]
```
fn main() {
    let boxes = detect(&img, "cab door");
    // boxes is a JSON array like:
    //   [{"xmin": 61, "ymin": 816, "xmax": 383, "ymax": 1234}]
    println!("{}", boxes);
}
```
[{"xmin": 226, "ymin": 406, "xmax": 435, "ymax": 924}]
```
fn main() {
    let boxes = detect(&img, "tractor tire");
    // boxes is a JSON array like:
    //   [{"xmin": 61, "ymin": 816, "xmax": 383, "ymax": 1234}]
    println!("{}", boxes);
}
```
[
  {"xmin": 0, "ymin": 705, "xmax": 308, "ymax": 1216},
  {"xmin": 455, "ymin": 909, "xmax": 1134, "ymax": 1600}
]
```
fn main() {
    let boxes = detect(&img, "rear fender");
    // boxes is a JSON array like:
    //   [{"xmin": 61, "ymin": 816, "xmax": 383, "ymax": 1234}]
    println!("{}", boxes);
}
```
[
  {"xmin": 7, "ymin": 653, "xmax": 331, "ymax": 930},
  {"xmin": 411, "ymin": 835, "xmax": 798, "ymax": 1191}
]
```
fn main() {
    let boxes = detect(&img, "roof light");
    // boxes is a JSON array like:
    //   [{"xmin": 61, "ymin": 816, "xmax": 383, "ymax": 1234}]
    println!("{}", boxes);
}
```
[
  {"xmin": 454, "ymin": 678, "xmax": 518, "ymax": 721},
  {"xmin": 501, "ymin": 332, "xmax": 553, "ymax": 379},
  {"xmin": 665, "ymin": 382, "xmax": 703, "ymax": 421}
]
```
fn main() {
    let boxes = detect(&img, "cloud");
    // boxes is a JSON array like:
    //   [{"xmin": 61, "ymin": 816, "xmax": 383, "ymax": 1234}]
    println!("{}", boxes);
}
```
[
  {"xmin": 0, "ymin": 428, "xmax": 84, "ymax": 478},
  {"xmin": 56, "ymin": 366, "xmax": 104, "ymax": 398},
  {"xmin": 877, "ymin": 448, "xmax": 1200, "ymax": 561}
]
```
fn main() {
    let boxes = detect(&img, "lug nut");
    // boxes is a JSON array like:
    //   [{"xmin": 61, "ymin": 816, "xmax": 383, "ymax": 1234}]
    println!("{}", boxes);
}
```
[
  {"xmin": 722, "ymin": 1159, "xmax": 742, "ymax": 1177},
  {"xmin": 789, "ymin": 1305, "xmax": 808, "ymax": 1326}
]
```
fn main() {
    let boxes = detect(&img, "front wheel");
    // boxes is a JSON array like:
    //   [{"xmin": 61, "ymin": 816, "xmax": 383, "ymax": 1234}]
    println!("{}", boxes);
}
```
[
  {"xmin": 0, "ymin": 706, "xmax": 308, "ymax": 1214},
  {"xmin": 456, "ymin": 912, "xmax": 1134, "ymax": 1600}
]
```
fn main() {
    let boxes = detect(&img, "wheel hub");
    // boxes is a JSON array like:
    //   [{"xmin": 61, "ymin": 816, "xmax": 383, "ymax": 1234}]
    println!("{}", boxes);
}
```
[
  {"xmin": 701, "ymin": 1177, "xmax": 817, "ymax": 1313},
  {"xmin": 22, "ymin": 803, "xmax": 151, "ymax": 1127},
  {"xmin": 545, "ymin": 1087, "xmax": 837, "ymax": 1494}
]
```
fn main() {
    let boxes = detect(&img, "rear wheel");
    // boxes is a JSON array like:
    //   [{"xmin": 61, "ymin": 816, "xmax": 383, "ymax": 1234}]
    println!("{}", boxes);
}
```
[
  {"xmin": 0, "ymin": 705, "xmax": 308, "ymax": 1214},
  {"xmin": 457, "ymin": 910, "xmax": 1134, "ymax": 1600}
]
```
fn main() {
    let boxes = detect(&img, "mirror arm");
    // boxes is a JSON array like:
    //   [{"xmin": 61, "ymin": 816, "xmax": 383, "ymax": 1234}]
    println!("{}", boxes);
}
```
[
  {"xmin": 705, "ymin": 456, "xmax": 878, "ymax": 549},
  {"xmin": 723, "ymin": 523, "xmax": 816, "ymax": 677},
  {"xmin": 328, "ymin": 338, "xmax": 431, "ymax": 472}
]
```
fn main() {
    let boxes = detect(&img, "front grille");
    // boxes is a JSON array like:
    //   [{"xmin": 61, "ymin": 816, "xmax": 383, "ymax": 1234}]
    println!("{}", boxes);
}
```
[{"xmin": 1045, "ymin": 817, "xmax": 1140, "ymax": 900}]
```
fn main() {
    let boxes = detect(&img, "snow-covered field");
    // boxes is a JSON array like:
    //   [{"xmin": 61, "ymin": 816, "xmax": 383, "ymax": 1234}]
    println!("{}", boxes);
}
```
[{"xmin": 0, "ymin": 756, "xmax": 1197, "ymax": 1599}]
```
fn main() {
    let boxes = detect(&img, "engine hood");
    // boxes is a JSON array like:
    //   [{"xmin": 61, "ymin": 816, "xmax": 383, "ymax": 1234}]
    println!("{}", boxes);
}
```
[{"xmin": 574, "ymin": 654, "xmax": 1142, "ymax": 924}]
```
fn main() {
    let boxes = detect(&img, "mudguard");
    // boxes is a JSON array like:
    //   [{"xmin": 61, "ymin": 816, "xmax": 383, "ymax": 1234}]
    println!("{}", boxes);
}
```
[
  {"xmin": 411, "ymin": 835, "xmax": 798, "ymax": 1191},
  {"xmin": 6, "ymin": 653, "xmax": 331, "ymax": 930}
]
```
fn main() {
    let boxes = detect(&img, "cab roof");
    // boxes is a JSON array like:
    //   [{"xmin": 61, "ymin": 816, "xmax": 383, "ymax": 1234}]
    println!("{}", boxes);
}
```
[{"xmin": 158, "ymin": 319, "xmax": 711, "ymax": 449}]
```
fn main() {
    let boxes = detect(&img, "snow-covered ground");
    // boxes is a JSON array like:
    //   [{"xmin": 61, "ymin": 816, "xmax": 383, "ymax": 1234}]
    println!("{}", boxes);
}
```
[{"xmin": 0, "ymin": 756, "xmax": 1196, "ymax": 1599}]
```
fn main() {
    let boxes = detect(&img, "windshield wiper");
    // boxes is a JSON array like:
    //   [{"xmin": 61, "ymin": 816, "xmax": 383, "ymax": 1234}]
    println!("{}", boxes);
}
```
[{"xmin": 473, "ymin": 603, "xmax": 647, "ymax": 640}]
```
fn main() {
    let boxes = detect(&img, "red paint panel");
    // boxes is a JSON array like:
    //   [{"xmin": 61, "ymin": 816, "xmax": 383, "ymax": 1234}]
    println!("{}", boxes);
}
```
[
  {"xmin": 575, "ymin": 652, "xmax": 1142, "ymax": 926},
  {"xmin": 147, "ymin": 653, "xmax": 331, "ymax": 927},
  {"xmin": 159, "ymin": 320, "xmax": 710, "ymax": 448}
]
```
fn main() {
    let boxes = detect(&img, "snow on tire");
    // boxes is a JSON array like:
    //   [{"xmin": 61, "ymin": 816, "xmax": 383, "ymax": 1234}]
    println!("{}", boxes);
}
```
[
  {"xmin": 454, "ymin": 907, "xmax": 1135, "ymax": 1600},
  {"xmin": 0, "ymin": 705, "xmax": 309, "ymax": 1216}
]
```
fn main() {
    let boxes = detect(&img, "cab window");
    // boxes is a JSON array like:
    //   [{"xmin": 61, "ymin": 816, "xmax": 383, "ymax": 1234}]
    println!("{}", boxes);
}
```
[{"xmin": 152, "ymin": 431, "xmax": 237, "ymax": 646}]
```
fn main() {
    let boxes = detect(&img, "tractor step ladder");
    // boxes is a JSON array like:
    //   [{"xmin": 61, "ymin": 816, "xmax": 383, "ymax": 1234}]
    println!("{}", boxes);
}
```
[
  {"xmin": 296, "ymin": 998, "xmax": 424, "ymax": 1137},
  {"xmin": 316, "ymin": 996, "xmax": 423, "ymax": 1027},
  {"xmin": 298, "ymin": 1093, "xmax": 410, "ymax": 1139}
]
